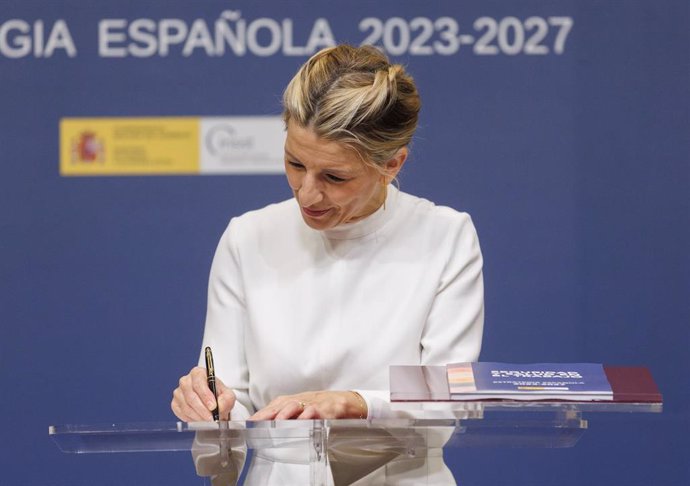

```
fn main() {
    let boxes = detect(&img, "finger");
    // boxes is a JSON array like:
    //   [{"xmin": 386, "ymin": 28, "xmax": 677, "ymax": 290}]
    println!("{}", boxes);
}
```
[
  {"xmin": 181, "ymin": 386, "xmax": 213, "ymax": 420},
  {"xmin": 171, "ymin": 389, "xmax": 206, "ymax": 422},
  {"xmin": 170, "ymin": 398, "xmax": 188, "ymax": 421},
  {"xmin": 172, "ymin": 397, "xmax": 204, "ymax": 422},
  {"xmin": 249, "ymin": 406, "xmax": 279, "ymax": 421},
  {"xmin": 297, "ymin": 405, "xmax": 319, "ymax": 420},
  {"xmin": 190, "ymin": 367, "xmax": 219, "ymax": 412},
  {"xmin": 216, "ymin": 383, "xmax": 236, "ymax": 419},
  {"xmin": 179, "ymin": 375, "xmax": 214, "ymax": 420},
  {"xmin": 275, "ymin": 401, "xmax": 304, "ymax": 420}
]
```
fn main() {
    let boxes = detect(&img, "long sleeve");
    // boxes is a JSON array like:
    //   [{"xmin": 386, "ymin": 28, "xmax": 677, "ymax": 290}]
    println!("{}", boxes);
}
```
[
  {"xmin": 198, "ymin": 219, "xmax": 253, "ymax": 420},
  {"xmin": 358, "ymin": 211, "xmax": 484, "ymax": 418},
  {"xmin": 421, "ymin": 212, "xmax": 484, "ymax": 365}
]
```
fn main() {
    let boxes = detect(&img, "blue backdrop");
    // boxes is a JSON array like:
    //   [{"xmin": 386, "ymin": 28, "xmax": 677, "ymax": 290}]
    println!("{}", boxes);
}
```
[{"xmin": 1, "ymin": 1, "xmax": 688, "ymax": 485}]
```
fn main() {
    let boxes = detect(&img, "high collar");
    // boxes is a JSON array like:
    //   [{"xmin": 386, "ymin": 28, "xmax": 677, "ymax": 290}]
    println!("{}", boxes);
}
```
[{"xmin": 319, "ymin": 185, "xmax": 399, "ymax": 240}]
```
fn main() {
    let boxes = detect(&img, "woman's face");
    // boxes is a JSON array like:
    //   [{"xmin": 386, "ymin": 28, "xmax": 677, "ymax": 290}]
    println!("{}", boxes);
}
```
[{"xmin": 284, "ymin": 121, "xmax": 404, "ymax": 231}]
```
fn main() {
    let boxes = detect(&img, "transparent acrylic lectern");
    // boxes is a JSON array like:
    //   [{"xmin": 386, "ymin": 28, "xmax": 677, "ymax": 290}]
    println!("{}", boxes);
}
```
[{"xmin": 49, "ymin": 366, "xmax": 662, "ymax": 485}]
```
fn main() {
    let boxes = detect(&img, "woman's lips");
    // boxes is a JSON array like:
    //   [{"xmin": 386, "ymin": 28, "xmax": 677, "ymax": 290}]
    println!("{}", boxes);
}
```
[{"xmin": 302, "ymin": 207, "xmax": 331, "ymax": 218}]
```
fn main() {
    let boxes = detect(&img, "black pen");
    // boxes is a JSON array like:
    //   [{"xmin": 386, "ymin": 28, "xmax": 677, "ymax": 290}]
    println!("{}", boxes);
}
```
[{"xmin": 204, "ymin": 346, "xmax": 220, "ymax": 421}]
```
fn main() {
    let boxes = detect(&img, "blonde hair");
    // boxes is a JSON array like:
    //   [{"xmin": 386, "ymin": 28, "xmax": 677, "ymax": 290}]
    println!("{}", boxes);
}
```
[{"xmin": 282, "ymin": 45, "xmax": 421, "ymax": 169}]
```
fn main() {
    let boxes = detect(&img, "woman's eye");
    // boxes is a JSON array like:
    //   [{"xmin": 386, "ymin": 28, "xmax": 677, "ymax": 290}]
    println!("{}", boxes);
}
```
[
  {"xmin": 326, "ymin": 174, "xmax": 347, "ymax": 183},
  {"xmin": 287, "ymin": 161, "xmax": 304, "ymax": 169}
]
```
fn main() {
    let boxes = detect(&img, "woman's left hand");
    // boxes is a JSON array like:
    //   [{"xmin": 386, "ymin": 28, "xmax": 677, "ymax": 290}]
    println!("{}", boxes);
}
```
[{"xmin": 249, "ymin": 390, "xmax": 367, "ymax": 420}]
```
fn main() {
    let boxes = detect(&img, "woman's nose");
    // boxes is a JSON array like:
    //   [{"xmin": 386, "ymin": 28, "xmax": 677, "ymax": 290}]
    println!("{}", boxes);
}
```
[{"xmin": 299, "ymin": 174, "xmax": 323, "ymax": 207}]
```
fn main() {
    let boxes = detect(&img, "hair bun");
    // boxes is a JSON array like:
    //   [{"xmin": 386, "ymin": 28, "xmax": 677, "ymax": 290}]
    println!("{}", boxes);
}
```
[{"xmin": 283, "ymin": 45, "xmax": 421, "ymax": 164}]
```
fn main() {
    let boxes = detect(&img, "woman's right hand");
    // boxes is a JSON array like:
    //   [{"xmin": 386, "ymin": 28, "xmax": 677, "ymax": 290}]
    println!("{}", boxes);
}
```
[{"xmin": 171, "ymin": 366, "xmax": 236, "ymax": 421}]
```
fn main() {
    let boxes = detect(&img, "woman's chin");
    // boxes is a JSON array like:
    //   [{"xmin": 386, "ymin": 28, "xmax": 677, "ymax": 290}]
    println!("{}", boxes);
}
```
[{"xmin": 301, "ymin": 216, "xmax": 335, "ymax": 230}]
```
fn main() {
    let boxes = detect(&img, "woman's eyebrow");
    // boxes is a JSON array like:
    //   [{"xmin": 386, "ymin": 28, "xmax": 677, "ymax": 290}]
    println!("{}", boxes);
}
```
[
  {"xmin": 284, "ymin": 149, "xmax": 359, "ymax": 176},
  {"xmin": 284, "ymin": 149, "xmax": 302, "ymax": 163}
]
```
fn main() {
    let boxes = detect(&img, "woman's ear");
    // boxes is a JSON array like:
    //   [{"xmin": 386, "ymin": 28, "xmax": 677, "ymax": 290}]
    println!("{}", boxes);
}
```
[{"xmin": 383, "ymin": 147, "xmax": 408, "ymax": 183}]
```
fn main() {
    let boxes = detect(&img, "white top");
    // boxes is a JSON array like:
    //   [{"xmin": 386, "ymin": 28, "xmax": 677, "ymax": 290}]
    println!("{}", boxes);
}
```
[{"xmin": 199, "ymin": 185, "xmax": 484, "ymax": 419}]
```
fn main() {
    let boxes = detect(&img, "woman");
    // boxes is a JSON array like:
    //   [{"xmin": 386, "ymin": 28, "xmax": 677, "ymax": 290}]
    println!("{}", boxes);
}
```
[{"xmin": 172, "ymin": 43, "xmax": 483, "ymax": 435}]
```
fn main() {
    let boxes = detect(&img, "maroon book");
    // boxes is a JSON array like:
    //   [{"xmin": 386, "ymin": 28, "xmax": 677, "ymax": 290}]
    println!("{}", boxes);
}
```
[{"xmin": 604, "ymin": 366, "xmax": 663, "ymax": 403}]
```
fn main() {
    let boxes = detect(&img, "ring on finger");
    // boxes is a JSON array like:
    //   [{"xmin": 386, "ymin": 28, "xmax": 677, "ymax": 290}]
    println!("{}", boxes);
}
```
[{"xmin": 298, "ymin": 401, "xmax": 308, "ymax": 409}]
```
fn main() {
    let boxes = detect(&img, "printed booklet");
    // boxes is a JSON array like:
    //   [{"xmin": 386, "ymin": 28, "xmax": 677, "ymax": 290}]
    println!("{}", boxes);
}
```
[{"xmin": 446, "ymin": 362, "xmax": 614, "ymax": 401}]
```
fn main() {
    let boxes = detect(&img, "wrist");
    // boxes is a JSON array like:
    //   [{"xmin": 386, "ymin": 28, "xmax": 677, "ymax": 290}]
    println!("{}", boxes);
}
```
[{"xmin": 349, "ymin": 390, "xmax": 367, "ymax": 419}]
